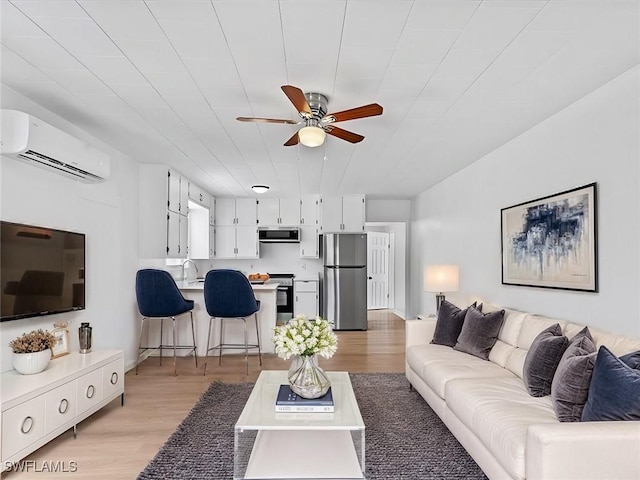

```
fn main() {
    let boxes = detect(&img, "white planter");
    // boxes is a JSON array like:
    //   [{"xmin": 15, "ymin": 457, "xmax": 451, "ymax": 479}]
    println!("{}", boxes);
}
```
[{"xmin": 12, "ymin": 349, "xmax": 51, "ymax": 375}]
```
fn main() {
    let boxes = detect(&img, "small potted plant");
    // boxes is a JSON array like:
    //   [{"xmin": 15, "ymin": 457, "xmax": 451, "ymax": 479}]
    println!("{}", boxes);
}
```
[{"xmin": 9, "ymin": 329, "xmax": 57, "ymax": 375}]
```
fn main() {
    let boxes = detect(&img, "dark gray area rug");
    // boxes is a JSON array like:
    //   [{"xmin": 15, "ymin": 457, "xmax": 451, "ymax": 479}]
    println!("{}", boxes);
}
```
[{"xmin": 138, "ymin": 373, "xmax": 487, "ymax": 479}]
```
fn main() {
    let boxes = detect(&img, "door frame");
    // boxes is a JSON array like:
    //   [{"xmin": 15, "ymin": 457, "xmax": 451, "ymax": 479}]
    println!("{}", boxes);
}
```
[{"xmin": 365, "ymin": 222, "xmax": 406, "ymax": 319}]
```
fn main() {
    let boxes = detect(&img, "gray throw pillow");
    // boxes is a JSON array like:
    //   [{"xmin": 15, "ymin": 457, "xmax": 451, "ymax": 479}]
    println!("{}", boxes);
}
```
[
  {"xmin": 431, "ymin": 300, "xmax": 476, "ymax": 347},
  {"xmin": 551, "ymin": 331, "xmax": 596, "ymax": 422},
  {"xmin": 453, "ymin": 307, "xmax": 505, "ymax": 360},
  {"xmin": 523, "ymin": 324, "xmax": 569, "ymax": 397}
]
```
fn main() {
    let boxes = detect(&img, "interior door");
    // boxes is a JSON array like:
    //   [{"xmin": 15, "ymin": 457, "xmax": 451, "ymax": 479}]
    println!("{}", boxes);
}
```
[{"xmin": 367, "ymin": 231, "xmax": 389, "ymax": 309}]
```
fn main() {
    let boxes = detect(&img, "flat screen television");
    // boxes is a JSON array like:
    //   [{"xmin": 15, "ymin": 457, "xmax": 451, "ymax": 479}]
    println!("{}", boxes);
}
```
[{"xmin": 1, "ymin": 221, "xmax": 85, "ymax": 321}]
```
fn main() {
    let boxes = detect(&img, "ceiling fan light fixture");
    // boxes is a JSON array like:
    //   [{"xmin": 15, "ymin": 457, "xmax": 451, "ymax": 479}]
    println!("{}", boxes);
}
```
[
  {"xmin": 298, "ymin": 125, "xmax": 326, "ymax": 147},
  {"xmin": 251, "ymin": 185, "xmax": 270, "ymax": 194}
]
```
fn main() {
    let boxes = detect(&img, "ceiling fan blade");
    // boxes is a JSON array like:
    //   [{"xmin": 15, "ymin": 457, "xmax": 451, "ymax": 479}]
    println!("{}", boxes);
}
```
[
  {"xmin": 236, "ymin": 116, "xmax": 297, "ymax": 124},
  {"xmin": 325, "ymin": 126, "xmax": 364, "ymax": 144},
  {"xmin": 284, "ymin": 132, "xmax": 300, "ymax": 146},
  {"xmin": 322, "ymin": 103, "xmax": 383, "ymax": 124},
  {"xmin": 281, "ymin": 85, "xmax": 312, "ymax": 115}
]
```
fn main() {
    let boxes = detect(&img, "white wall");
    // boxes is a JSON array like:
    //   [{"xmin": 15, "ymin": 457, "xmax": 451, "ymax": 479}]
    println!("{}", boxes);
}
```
[
  {"xmin": 366, "ymin": 199, "xmax": 411, "ymax": 222},
  {"xmin": 410, "ymin": 66, "xmax": 640, "ymax": 339},
  {"xmin": 0, "ymin": 86, "xmax": 140, "ymax": 372}
]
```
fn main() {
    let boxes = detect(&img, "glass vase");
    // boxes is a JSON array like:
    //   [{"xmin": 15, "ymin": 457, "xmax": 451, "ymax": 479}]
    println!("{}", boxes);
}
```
[{"xmin": 287, "ymin": 354, "xmax": 331, "ymax": 399}]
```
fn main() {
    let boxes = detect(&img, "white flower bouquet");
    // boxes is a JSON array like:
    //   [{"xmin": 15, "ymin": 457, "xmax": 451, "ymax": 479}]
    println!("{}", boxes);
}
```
[{"xmin": 272, "ymin": 315, "xmax": 338, "ymax": 360}]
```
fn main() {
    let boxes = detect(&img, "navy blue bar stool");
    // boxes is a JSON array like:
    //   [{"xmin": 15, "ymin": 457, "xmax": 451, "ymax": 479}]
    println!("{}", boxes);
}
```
[
  {"xmin": 135, "ymin": 269, "xmax": 197, "ymax": 376},
  {"xmin": 203, "ymin": 269, "xmax": 262, "ymax": 375}
]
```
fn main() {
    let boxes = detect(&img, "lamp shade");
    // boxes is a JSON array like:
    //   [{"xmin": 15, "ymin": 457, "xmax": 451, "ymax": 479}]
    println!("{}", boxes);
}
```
[
  {"xmin": 424, "ymin": 265, "xmax": 459, "ymax": 293},
  {"xmin": 298, "ymin": 126, "xmax": 326, "ymax": 147},
  {"xmin": 251, "ymin": 185, "xmax": 269, "ymax": 194}
]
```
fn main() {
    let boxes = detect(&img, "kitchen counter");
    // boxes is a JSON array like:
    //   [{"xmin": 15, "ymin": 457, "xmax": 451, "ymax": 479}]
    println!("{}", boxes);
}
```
[
  {"xmin": 166, "ymin": 279, "xmax": 279, "ymax": 356},
  {"xmin": 176, "ymin": 280, "xmax": 280, "ymax": 291},
  {"xmin": 142, "ymin": 279, "xmax": 279, "ymax": 360}
]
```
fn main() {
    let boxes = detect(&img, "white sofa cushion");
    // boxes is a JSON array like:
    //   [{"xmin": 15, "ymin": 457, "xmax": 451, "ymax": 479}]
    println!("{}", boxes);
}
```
[{"xmin": 446, "ymin": 376, "xmax": 557, "ymax": 480}]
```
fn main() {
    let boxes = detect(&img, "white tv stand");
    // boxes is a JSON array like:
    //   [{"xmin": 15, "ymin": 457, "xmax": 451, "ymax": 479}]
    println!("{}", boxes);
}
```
[{"xmin": 0, "ymin": 350, "xmax": 124, "ymax": 471}]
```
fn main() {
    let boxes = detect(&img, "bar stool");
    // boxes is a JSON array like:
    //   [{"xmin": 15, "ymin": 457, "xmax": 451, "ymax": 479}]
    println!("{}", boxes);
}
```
[
  {"xmin": 203, "ymin": 269, "xmax": 262, "ymax": 375},
  {"xmin": 135, "ymin": 269, "xmax": 198, "ymax": 376}
]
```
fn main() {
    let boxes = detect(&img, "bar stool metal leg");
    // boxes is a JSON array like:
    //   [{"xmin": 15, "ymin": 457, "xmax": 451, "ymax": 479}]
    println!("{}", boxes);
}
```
[
  {"xmin": 255, "ymin": 313, "xmax": 262, "ymax": 366},
  {"xmin": 172, "ymin": 316, "xmax": 178, "ymax": 376},
  {"xmin": 190, "ymin": 311, "xmax": 198, "ymax": 368},
  {"xmin": 135, "ymin": 317, "xmax": 147, "ymax": 375}
]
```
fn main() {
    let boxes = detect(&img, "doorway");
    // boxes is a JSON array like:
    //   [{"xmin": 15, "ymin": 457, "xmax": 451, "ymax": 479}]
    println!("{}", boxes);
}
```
[
  {"xmin": 367, "ymin": 231, "xmax": 389, "ymax": 309},
  {"xmin": 365, "ymin": 222, "xmax": 406, "ymax": 319}
]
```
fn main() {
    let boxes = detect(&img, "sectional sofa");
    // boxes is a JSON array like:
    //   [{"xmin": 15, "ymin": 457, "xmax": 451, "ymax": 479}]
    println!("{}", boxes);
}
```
[{"xmin": 405, "ymin": 303, "xmax": 640, "ymax": 480}]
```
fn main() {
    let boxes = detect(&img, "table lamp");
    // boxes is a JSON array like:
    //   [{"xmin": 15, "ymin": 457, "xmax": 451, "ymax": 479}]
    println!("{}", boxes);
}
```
[{"xmin": 424, "ymin": 265, "xmax": 459, "ymax": 312}]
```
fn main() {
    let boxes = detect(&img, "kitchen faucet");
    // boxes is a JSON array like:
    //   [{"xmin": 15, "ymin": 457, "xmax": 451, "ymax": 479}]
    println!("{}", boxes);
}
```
[{"xmin": 181, "ymin": 259, "xmax": 199, "ymax": 281}]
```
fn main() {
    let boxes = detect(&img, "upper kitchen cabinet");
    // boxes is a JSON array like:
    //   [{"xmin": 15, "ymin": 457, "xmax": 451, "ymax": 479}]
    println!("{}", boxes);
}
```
[
  {"xmin": 214, "ymin": 225, "xmax": 258, "ymax": 259},
  {"xmin": 188, "ymin": 182, "xmax": 211, "ymax": 209},
  {"xmin": 216, "ymin": 198, "xmax": 257, "ymax": 226},
  {"xmin": 139, "ymin": 164, "xmax": 189, "ymax": 258},
  {"xmin": 300, "ymin": 195, "xmax": 319, "ymax": 226},
  {"xmin": 214, "ymin": 198, "xmax": 258, "ymax": 259},
  {"xmin": 319, "ymin": 195, "xmax": 366, "ymax": 233},
  {"xmin": 168, "ymin": 168, "xmax": 189, "ymax": 216},
  {"xmin": 257, "ymin": 198, "xmax": 300, "ymax": 226},
  {"xmin": 299, "ymin": 226, "xmax": 319, "ymax": 258}
]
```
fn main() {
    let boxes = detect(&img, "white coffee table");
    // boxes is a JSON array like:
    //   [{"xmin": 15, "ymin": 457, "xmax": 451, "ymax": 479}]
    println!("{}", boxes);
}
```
[{"xmin": 234, "ymin": 370, "xmax": 365, "ymax": 479}]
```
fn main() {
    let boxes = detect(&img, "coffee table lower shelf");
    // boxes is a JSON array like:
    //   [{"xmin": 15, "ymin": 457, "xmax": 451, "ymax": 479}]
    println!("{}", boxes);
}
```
[{"xmin": 244, "ymin": 430, "xmax": 363, "ymax": 479}]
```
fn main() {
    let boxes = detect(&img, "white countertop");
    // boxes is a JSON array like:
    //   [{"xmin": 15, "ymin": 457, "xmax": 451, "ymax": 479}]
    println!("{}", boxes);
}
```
[{"xmin": 177, "ymin": 280, "xmax": 279, "ymax": 291}]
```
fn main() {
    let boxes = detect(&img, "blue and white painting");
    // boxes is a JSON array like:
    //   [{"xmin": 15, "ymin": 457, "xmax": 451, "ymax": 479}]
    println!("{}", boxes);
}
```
[{"xmin": 502, "ymin": 184, "xmax": 597, "ymax": 291}]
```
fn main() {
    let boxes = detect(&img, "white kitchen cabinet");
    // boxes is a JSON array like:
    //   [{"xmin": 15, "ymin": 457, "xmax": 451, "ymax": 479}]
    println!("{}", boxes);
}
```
[
  {"xmin": 215, "ymin": 198, "xmax": 257, "ymax": 226},
  {"xmin": 214, "ymin": 225, "xmax": 258, "ymax": 259},
  {"xmin": 299, "ymin": 226, "xmax": 319, "ymax": 258},
  {"xmin": 319, "ymin": 195, "xmax": 365, "ymax": 233},
  {"xmin": 167, "ymin": 210, "xmax": 188, "ymax": 257},
  {"xmin": 300, "ymin": 195, "xmax": 319, "ymax": 226},
  {"xmin": 236, "ymin": 226, "xmax": 259, "ymax": 257},
  {"xmin": 257, "ymin": 198, "xmax": 300, "ymax": 226},
  {"xmin": 294, "ymin": 279, "xmax": 319, "ymax": 318},
  {"xmin": 209, "ymin": 198, "xmax": 215, "ymax": 226},
  {"xmin": 188, "ymin": 182, "xmax": 210, "ymax": 209},
  {"xmin": 214, "ymin": 226, "xmax": 236, "ymax": 258},
  {"xmin": 214, "ymin": 198, "xmax": 258, "ymax": 258},
  {"xmin": 215, "ymin": 198, "xmax": 236, "ymax": 225},
  {"xmin": 1, "ymin": 351, "xmax": 124, "ymax": 471},
  {"xmin": 256, "ymin": 198, "xmax": 279, "ymax": 226},
  {"xmin": 139, "ymin": 164, "xmax": 189, "ymax": 258},
  {"xmin": 168, "ymin": 168, "xmax": 189, "ymax": 216},
  {"xmin": 209, "ymin": 224, "xmax": 215, "ymax": 258},
  {"xmin": 236, "ymin": 198, "xmax": 258, "ymax": 225}
]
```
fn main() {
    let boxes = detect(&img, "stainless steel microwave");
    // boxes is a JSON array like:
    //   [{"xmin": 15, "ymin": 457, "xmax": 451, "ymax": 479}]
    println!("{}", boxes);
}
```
[{"xmin": 258, "ymin": 227, "xmax": 300, "ymax": 243}]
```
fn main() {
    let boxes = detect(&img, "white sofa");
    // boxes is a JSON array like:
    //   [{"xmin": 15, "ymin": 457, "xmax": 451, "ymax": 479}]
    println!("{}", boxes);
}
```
[{"xmin": 405, "ymin": 304, "xmax": 640, "ymax": 480}]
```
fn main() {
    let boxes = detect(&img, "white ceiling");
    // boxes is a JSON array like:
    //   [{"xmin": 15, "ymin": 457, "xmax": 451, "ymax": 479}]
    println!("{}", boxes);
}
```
[{"xmin": 1, "ymin": 1, "xmax": 638, "ymax": 199}]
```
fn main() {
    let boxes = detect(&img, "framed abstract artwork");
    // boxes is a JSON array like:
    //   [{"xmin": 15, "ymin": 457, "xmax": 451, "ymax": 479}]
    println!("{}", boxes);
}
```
[{"xmin": 501, "ymin": 183, "xmax": 597, "ymax": 292}]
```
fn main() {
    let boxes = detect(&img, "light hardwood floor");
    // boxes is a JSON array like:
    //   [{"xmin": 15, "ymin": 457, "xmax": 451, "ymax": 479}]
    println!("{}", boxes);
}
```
[{"xmin": 2, "ymin": 310, "xmax": 405, "ymax": 479}]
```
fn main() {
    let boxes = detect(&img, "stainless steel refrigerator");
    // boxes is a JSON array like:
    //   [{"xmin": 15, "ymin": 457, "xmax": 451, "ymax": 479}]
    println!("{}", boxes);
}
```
[{"xmin": 322, "ymin": 233, "xmax": 367, "ymax": 330}]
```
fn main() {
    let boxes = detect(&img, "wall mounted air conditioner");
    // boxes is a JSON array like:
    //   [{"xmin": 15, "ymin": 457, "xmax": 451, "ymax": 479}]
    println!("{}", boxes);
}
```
[{"xmin": 0, "ymin": 110, "xmax": 110, "ymax": 182}]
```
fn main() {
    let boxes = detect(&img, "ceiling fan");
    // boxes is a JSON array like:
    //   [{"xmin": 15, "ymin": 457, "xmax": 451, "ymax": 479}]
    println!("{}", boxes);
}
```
[{"xmin": 237, "ymin": 85, "xmax": 383, "ymax": 147}]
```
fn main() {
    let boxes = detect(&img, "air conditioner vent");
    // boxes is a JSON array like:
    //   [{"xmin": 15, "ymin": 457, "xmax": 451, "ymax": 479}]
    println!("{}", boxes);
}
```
[{"xmin": 1, "ymin": 110, "xmax": 110, "ymax": 183}]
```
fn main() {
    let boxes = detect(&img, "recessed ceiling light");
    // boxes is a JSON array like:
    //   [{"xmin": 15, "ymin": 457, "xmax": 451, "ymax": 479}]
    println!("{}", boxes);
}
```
[{"xmin": 251, "ymin": 185, "xmax": 270, "ymax": 194}]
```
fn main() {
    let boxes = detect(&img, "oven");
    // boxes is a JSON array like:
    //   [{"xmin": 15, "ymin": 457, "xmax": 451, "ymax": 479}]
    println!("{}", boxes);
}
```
[{"xmin": 266, "ymin": 273, "xmax": 294, "ymax": 324}]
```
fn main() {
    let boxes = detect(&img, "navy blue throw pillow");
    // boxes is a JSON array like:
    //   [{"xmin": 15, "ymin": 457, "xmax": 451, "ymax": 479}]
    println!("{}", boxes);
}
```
[{"xmin": 581, "ymin": 346, "xmax": 640, "ymax": 421}]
